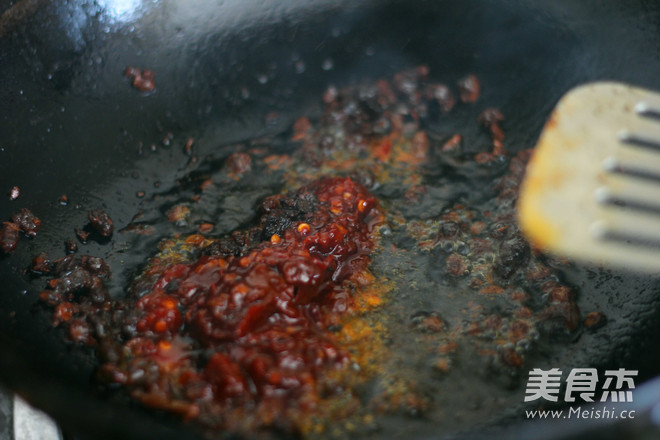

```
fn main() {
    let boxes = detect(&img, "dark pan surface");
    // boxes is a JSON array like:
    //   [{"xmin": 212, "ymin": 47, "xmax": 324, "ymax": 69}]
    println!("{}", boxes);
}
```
[{"xmin": 2, "ymin": 1, "xmax": 660, "ymax": 439}]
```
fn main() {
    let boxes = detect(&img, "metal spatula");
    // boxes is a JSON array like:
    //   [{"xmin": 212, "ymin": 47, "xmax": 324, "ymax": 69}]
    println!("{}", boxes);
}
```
[{"xmin": 517, "ymin": 82, "xmax": 660, "ymax": 272}]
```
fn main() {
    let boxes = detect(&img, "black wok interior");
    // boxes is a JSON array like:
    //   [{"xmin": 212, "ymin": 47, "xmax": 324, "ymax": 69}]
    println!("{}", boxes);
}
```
[{"xmin": 2, "ymin": 1, "xmax": 660, "ymax": 439}]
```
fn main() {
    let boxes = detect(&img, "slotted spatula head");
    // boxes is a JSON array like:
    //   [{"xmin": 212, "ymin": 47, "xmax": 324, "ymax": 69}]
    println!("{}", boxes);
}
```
[{"xmin": 517, "ymin": 82, "xmax": 660, "ymax": 272}]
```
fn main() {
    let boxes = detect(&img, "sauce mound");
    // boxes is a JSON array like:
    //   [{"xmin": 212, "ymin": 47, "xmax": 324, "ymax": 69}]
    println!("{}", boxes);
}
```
[{"xmin": 95, "ymin": 177, "xmax": 381, "ymax": 432}]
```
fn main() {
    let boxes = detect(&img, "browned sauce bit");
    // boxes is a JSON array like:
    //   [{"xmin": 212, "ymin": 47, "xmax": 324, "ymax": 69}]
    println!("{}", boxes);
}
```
[
  {"xmin": 124, "ymin": 67, "xmax": 156, "ymax": 93},
  {"xmin": 88, "ymin": 209, "xmax": 114, "ymax": 237},
  {"xmin": 65, "ymin": 239, "xmax": 78, "ymax": 254},
  {"xmin": 9, "ymin": 186, "xmax": 19, "ymax": 200},
  {"xmin": 12, "ymin": 208, "xmax": 41, "ymax": 237},
  {"xmin": 0, "ymin": 222, "xmax": 20, "ymax": 253},
  {"xmin": 75, "ymin": 228, "xmax": 90, "ymax": 243},
  {"xmin": 457, "ymin": 73, "xmax": 480, "ymax": 103}
]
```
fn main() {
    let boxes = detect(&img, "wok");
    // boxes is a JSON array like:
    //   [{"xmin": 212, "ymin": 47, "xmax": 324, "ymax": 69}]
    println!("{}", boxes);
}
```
[{"xmin": 2, "ymin": 0, "xmax": 660, "ymax": 439}]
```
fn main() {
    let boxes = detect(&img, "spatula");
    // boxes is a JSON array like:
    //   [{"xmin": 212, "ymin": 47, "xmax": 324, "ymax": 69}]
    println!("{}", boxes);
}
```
[{"xmin": 517, "ymin": 82, "xmax": 660, "ymax": 272}]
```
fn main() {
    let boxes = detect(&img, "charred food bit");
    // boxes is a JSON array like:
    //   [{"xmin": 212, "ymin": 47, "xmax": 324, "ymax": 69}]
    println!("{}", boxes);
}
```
[
  {"xmin": 184, "ymin": 138, "xmax": 194, "ymax": 156},
  {"xmin": 198, "ymin": 223, "xmax": 214, "ymax": 234},
  {"xmin": 166, "ymin": 204, "xmax": 190, "ymax": 226},
  {"xmin": 124, "ymin": 67, "xmax": 156, "ymax": 93},
  {"xmin": 11, "ymin": 208, "xmax": 41, "ymax": 237},
  {"xmin": 225, "ymin": 152, "xmax": 252, "ymax": 175},
  {"xmin": 9, "ymin": 186, "xmax": 19, "ymax": 200},
  {"xmin": 88, "ymin": 209, "xmax": 114, "ymax": 237},
  {"xmin": 426, "ymin": 83, "xmax": 455, "ymax": 113},
  {"xmin": 478, "ymin": 108, "xmax": 505, "ymax": 142},
  {"xmin": 38, "ymin": 255, "xmax": 111, "ymax": 309},
  {"xmin": 0, "ymin": 222, "xmax": 20, "ymax": 254},
  {"xmin": 441, "ymin": 134, "xmax": 462, "ymax": 153},
  {"xmin": 75, "ymin": 228, "xmax": 90, "ymax": 243},
  {"xmin": 65, "ymin": 239, "xmax": 78, "ymax": 254},
  {"xmin": 31, "ymin": 253, "xmax": 52, "ymax": 273},
  {"xmin": 81, "ymin": 255, "xmax": 111, "ymax": 278},
  {"xmin": 457, "ymin": 74, "xmax": 480, "ymax": 103},
  {"xmin": 584, "ymin": 311, "xmax": 606, "ymax": 329}
]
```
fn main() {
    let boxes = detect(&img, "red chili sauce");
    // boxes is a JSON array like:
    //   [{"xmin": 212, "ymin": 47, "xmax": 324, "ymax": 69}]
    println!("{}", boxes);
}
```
[{"xmin": 109, "ymin": 177, "xmax": 381, "ymax": 424}]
